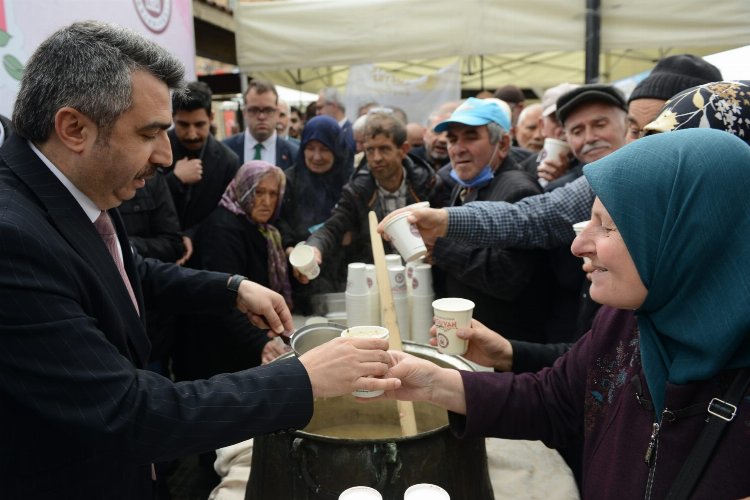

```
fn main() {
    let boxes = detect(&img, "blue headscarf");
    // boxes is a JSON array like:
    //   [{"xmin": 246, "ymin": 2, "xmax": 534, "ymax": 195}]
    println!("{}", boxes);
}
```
[
  {"xmin": 290, "ymin": 115, "xmax": 353, "ymax": 234},
  {"xmin": 583, "ymin": 129, "xmax": 750, "ymax": 417}
]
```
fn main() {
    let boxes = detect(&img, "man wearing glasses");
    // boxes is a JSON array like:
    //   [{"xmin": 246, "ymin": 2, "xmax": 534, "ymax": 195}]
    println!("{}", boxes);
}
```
[{"xmin": 223, "ymin": 79, "xmax": 298, "ymax": 169}]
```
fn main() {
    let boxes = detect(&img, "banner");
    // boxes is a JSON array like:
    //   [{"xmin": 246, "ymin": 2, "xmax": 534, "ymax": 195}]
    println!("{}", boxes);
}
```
[
  {"xmin": 343, "ymin": 60, "xmax": 461, "ymax": 126},
  {"xmin": 0, "ymin": 0, "xmax": 195, "ymax": 117}
]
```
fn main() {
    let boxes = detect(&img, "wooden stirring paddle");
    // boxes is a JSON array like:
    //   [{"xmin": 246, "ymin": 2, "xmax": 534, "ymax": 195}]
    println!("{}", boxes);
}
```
[{"xmin": 368, "ymin": 211, "xmax": 419, "ymax": 437}]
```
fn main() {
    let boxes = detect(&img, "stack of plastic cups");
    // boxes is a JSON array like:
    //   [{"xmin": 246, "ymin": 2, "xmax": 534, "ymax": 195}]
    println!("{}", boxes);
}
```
[
  {"xmin": 387, "ymin": 265, "xmax": 410, "ymax": 340},
  {"xmin": 365, "ymin": 264, "xmax": 380, "ymax": 326},
  {"xmin": 385, "ymin": 253, "xmax": 402, "ymax": 269},
  {"xmin": 345, "ymin": 263, "xmax": 370, "ymax": 327},
  {"xmin": 405, "ymin": 256, "xmax": 425, "ymax": 304},
  {"xmin": 409, "ymin": 264, "xmax": 434, "ymax": 345}
]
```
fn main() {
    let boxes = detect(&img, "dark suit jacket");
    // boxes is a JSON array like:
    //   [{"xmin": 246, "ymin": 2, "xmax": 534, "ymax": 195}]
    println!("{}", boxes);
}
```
[
  {"xmin": 222, "ymin": 131, "xmax": 298, "ymax": 169},
  {"xmin": 163, "ymin": 131, "xmax": 240, "ymax": 234},
  {"xmin": 0, "ymin": 135, "xmax": 313, "ymax": 499}
]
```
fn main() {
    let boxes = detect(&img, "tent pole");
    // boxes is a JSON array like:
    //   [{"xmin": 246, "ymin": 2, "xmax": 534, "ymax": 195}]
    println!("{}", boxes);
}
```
[{"xmin": 585, "ymin": 0, "xmax": 601, "ymax": 83}]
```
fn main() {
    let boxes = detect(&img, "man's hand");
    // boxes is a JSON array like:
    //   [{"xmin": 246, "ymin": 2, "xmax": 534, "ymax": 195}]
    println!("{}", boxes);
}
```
[
  {"xmin": 298, "ymin": 337, "xmax": 400, "ymax": 399},
  {"xmin": 380, "ymin": 350, "xmax": 466, "ymax": 414},
  {"xmin": 537, "ymin": 151, "xmax": 571, "ymax": 182},
  {"xmin": 378, "ymin": 207, "xmax": 449, "ymax": 247},
  {"xmin": 235, "ymin": 280, "xmax": 294, "ymax": 334},
  {"xmin": 429, "ymin": 319, "xmax": 514, "ymax": 371},
  {"xmin": 175, "ymin": 235, "xmax": 193, "ymax": 265},
  {"xmin": 261, "ymin": 337, "xmax": 291, "ymax": 365},
  {"xmin": 174, "ymin": 157, "xmax": 203, "ymax": 185}
]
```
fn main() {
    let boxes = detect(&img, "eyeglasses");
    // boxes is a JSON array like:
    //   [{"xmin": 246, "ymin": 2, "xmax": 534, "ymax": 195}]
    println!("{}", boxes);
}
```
[{"xmin": 246, "ymin": 107, "xmax": 277, "ymax": 117}]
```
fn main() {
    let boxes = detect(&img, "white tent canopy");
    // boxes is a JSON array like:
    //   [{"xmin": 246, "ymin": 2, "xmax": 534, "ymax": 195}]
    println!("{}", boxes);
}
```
[{"xmin": 235, "ymin": 0, "xmax": 750, "ymax": 93}]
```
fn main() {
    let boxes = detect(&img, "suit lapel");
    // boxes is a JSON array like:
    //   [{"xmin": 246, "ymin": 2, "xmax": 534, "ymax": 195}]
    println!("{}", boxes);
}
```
[{"xmin": 1, "ymin": 135, "xmax": 151, "ymax": 366}]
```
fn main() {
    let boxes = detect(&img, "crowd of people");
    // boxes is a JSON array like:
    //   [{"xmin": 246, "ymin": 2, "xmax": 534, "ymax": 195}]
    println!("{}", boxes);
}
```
[{"xmin": 1, "ymin": 19, "xmax": 749, "ymax": 500}]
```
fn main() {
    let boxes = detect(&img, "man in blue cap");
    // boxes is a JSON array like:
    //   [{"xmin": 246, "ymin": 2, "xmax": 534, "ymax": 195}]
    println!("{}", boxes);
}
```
[{"xmin": 428, "ymin": 98, "xmax": 557, "ymax": 341}]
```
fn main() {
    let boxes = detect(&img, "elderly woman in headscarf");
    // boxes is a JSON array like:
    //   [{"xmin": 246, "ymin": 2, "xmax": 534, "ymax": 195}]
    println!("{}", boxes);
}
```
[
  {"xmin": 172, "ymin": 161, "xmax": 293, "ymax": 381},
  {"xmin": 379, "ymin": 129, "xmax": 750, "ymax": 498},
  {"xmin": 277, "ymin": 115, "xmax": 353, "ymax": 314}
]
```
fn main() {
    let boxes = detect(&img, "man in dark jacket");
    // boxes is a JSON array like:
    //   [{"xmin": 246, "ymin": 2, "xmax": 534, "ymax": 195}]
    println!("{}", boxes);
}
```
[
  {"xmin": 429, "ymin": 98, "xmax": 555, "ymax": 341},
  {"xmin": 161, "ymin": 81, "xmax": 240, "ymax": 238},
  {"xmin": 298, "ymin": 111, "xmax": 440, "ymax": 287}
]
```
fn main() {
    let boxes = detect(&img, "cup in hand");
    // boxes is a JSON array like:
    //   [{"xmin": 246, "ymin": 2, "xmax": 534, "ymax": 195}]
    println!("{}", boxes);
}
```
[
  {"xmin": 383, "ymin": 212, "xmax": 427, "ymax": 263},
  {"xmin": 539, "ymin": 137, "xmax": 570, "ymax": 164},
  {"xmin": 289, "ymin": 243, "xmax": 320, "ymax": 280},
  {"xmin": 340, "ymin": 326, "xmax": 390, "ymax": 398},
  {"xmin": 432, "ymin": 298, "xmax": 474, "ymax": 356}
]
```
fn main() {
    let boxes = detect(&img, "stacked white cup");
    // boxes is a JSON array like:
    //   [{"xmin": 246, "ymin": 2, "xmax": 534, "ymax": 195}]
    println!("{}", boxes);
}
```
[
  {"xmin": 387, "ymin": 265, "xmax": 410, "ymax": 340},
  {"xmin": 385, "ymin": 253, "xmax": 402, "ymax": 268},
  {"xmin": 365, "ymin": 264, "xmax": 380, "ymax": 326},
  {"xmin": 345, "ymin": 263, "xmax": 370, "ymax": 327},
  {"xmin": 410, "ymin": 263, "xmax": 435, "ymax": 345}
]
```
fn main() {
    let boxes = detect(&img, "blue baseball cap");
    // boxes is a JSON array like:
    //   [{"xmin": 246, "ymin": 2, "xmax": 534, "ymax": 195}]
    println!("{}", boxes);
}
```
[{"xmin": 434, "ymin": 97, "xmax": 511, "ymax": 133}]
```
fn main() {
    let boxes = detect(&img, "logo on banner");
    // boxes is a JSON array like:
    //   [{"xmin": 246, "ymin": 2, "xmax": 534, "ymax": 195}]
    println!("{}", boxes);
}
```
[{"xmin": 133, "ymin": 0, "xmax": 171, "ymax": 33}]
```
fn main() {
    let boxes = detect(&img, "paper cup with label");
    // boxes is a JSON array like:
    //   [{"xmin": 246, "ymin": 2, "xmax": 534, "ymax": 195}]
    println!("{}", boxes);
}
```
[
  {"xmin": 432, "ymin": 298, "xmax": 474, "ymax": 356},
  {"xmin": 340, "ymin": 326, "xmax": 390, "ymax": 397},
  {"xmin": 289, "ymin": 243, "xmax": 320, "ymax": 280},
  {"xmin": 404, "ymin": 483, "xmax": 450, "ymax": 499},
  {"xmin": 383, "ymin": 212, "xmax": 427, "ymax": 263},
  {"xmin": 538, "ymin": 137, "xmax": 570, "ymax": 164},
  {"xmin": 339, "ymin": 486, "xmax": 382, "ymax": 500}
]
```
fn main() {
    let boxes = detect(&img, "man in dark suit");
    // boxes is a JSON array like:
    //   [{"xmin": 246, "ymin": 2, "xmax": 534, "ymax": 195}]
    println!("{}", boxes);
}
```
[
  {"xmin": 162, "ymin": 81, "xmax": 240, "ymax": 240},
  {"xmin": 0, "ymin": 21, "xmax": 397, "ymax": 499},
  {"xmin": 222, "ymin": 79, "xmax": 298, "ymax": 168}
]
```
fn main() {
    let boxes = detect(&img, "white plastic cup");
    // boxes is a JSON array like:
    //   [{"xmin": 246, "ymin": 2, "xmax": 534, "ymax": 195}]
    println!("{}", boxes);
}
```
[
  {"xmin": 538, "ymin": 137, "xmax": 571, "ymax": 164},
  {"xmin": 405, "ymin": 257, "xmax": 425, "ymax": 295},
  {"xmin": 346, "ymin": 293, "xmax": 372, "ymax": 327},
  {"xmin": 340, "ymin": 326, "xmax": 390, "ymax": 398},
  {"xmin": 289, "ymin": 243, "xmax": 320, "ymax": 280},
  {"xmin": 410, "ymin": 293, "xmax": 435, "ymax": 345},
  {"xmin": 385, "ymin": 254, "xmax": 403, "ymax": 268},
  {"xmin": 339, "ymin": 486, "xmax": 383, "ymax": 500},
  {"xmin": 365, "ymin": 264, "xmax": 380, "ymax": 325},
  {"xmin": 346, "ymin": 263, "xmax": 368, "ymax": 295},
  {"xmin": 388, "ymin": 266, "xmax": 409, "ymax": 340},
  {"xmin": 410, "ymin": 264, "xmax": 434, "ymax": 297},
  {"xmin": 383, "ymin": 212, "xmax": 428, "ymax": 263},
  {"xmin": 432, "ymin": 298, "xmax": 474, "ymax": 356},
  {"xmin": 404, "ymin": 483, "xmax": 450, "ymax": 499}
]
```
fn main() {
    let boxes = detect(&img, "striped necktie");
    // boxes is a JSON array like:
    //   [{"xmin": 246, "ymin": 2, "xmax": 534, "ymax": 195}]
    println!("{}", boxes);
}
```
[{"xmin": 94, "ymin": 211, "xmax": 140, "ymax": 315}]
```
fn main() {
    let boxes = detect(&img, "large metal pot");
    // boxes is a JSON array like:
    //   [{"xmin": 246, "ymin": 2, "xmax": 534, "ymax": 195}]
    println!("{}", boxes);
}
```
[{"xmin": 246, "ymin": 330, "xmax": 493, "ymax": 500}]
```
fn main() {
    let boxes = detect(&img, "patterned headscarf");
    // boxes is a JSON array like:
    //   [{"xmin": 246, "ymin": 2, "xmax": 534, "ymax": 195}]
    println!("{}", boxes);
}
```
[
  {"xmin": 583, "ymin": 129, "xmax": 750, "ymax": 416},
  {"xmin": 644, "ymin": 80, "xmax": 750, "ymax": 145},
  {"xmin": 219, "ymin": 161, "xmax": 292, "ymax": 306}
]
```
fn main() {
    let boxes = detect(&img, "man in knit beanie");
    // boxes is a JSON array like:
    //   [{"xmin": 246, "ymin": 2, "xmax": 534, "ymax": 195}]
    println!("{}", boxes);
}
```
[{"xmin": 626, "ymin": 54, "xmax": 722, "ymax": 142}]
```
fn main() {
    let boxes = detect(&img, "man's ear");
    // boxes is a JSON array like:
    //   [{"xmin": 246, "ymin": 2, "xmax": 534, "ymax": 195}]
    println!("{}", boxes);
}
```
[
  {"xmin": 400, "ymin": 141, "xmax": 411, "ymax": 156},
  {"xmin": 54, "ymin": 107, "xmax": 95, "ymax": 153}
]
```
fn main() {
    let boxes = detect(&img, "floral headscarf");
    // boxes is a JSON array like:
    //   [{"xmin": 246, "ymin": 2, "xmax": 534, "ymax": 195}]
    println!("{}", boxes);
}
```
[
  {"xmin": 219, "ymin": 161, "xmax": 292, "ymax": 306},
  {"xmin": 644, "ymin": 80, "xmax": 750, "ymax": 145}
]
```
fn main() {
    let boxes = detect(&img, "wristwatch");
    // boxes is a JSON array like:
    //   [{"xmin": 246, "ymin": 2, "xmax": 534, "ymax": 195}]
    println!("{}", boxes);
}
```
[{"xmin": 227, "ymin": 274, "xmax": 247, "ymax": 294}]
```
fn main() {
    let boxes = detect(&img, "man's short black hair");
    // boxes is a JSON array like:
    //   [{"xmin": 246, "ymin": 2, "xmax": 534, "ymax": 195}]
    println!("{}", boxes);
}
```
[{"xmin": 173, "ymin": 80, "xmax": 212, "ymax": 116}]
